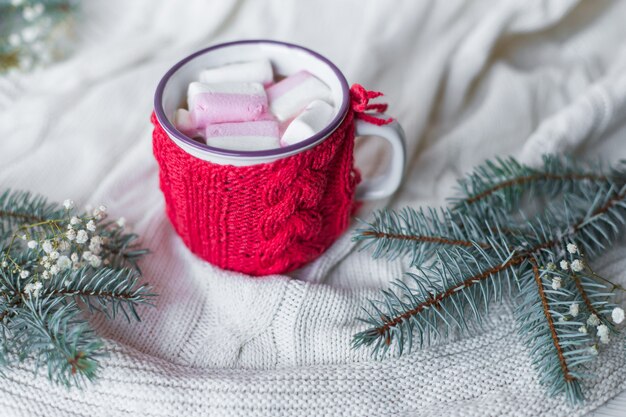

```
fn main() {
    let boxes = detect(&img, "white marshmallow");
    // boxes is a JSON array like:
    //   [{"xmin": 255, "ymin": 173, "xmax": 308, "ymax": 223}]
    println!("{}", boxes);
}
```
[
  {"xmin": 267, "ymin": 71, "xmax": 333, "ymax": 121},
  {"xmin": 280, "ymin": 100, "xmax": 335, "ymax": 146},
  {"xmin": 173, "ymin": 108, "xmax": 198, "ymax": 138},
  {"xmin": 187, "ymin": 81, "xmax": 265, "ymax": 97},
  {"xmin": 199, "ymin": 59, "xmax": 274, "ymax": 85}
]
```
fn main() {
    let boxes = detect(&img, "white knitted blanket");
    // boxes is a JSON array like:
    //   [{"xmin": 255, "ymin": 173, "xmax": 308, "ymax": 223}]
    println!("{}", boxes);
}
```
[{"xmin": 1, "ymin": 1, "xmax": 626, "ymax": 416}]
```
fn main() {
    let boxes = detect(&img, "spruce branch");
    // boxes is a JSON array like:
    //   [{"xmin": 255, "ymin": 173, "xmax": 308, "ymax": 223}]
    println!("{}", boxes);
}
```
[
  {"xmin": 0, "ymin": 189, "xmax": 153, "ymax": 387},
  {"xmin": 353, "ymin": 155, "xmax": 626, "ymax": 404}
]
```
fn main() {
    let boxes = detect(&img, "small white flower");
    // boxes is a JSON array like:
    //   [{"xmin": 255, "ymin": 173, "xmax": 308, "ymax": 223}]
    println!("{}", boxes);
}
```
[
  {"xmin": 22, "ymin": 5, "xmax": 43, "ymax": 22},
  {"xmin": 578, "ymin": 325, "xmax": 587, "ymax": 334},
  {"xmin": 587, "ymin": 313, "xmax": 600, "ymax": 327},
  {"xmin": 89, "ymin": 255, "xmax": 102, "ymax": 268},
  {"xmin": 32, "ymin": 3, "xmax": 44, "ymax": 14},
  {"xmin": 589, "ymin": 345, "xmax": 599, "ymax": 356},
  {"xmin": 546, "ymin": 262, "xmax": 556, "ymax": 271},
  {"xmin": 42, "ymin": 240, "xmax": 53, "ymax": 253},
  {"xmin": 10, "ymin": 0, "xmax": 24, "ymax": 7},
  {"xmin": 86, "ymin": 220, "xmax": 96, "ymax": 232},
  {"xmin": 82, "ymin": 251, "xmax": 92, "ymax": 260},
  {"xmin": 49, "ymin": 264, "xmax": 60, "ymax": 276},
  {"xmin": 559, "ymin": 260, "xmax": 569, "ymax": 270},
  {"xmin": 551, "ymin": 277, "xmax": 562, "ymax": 290},
  {"xmin": 8, "ymin": 33, "xmax": 20, "ymax": 47},
  {"xmin": 19, "ymin": 270, "xmax": 30, "ymax": 279},
  {"xmin": 597, "ymin": 324, "xmax": 610, "ymax": 344},
  {"xmin": 56, "ymin": 256, "xmax": 71, "ymax": 271},
  {"xmin": 24, "ymin": 281, "xmax": 43, "ymax": 298},
  {"xmin": 70, "ymin": 252, "xmax": 79, "ymax": 263},
  {"xmin": 27, "ymin": 240, "xmax": 37, "ymax": 249},
  {"xmin": 20, "ymin": 25, "xmax": 39, "ymax": 42},
  {"xmin": 569, "ymin": 303, "xmax": 579, "ymax": 318},
  {"xmin": 116, "ymin": 217, "xmax": 126, "ymax": 228},
  {"xmin": 42, "ymin": 271, "xmax": 50, "ymax": 280},
  {"xmin": 63, "ymin": 199, "xmax": 75, "ymax": 210},
  {"xmin": 1, "ymin": 261, "xmax": 7, "ymax": 268},
  {"xmin": 612, "ymin": 307, "xmax": 625, "ymax": 324},
  {"xmin": 21, "ymin": 234, "xmax": 27, "ymax": 240},
  {"xmin": 571, "ymin": 259, "xmax": 584, "ymax": 272},
  {"xmin": 66, "ymin": 229, "xmax": 76, "ymax": 241},
  {"xmin": 98, "ymin": 205, "xmax": 107, "ymax": 213},
  {"xmin": 58, "ymin": 241, "xmax": 70, "ymax": 252},
  {"xmin": 49, "ymin": 251, "xmax": 59, "ymax": 260},
  {"xmin": 76, "ymin": 230, "xmax": 88, "ymax": 244},
  {"xmin": 567, "ymin": 243, "xmax": 578, "ymax": 254},
  {"xmin": 70, "ymin": 216, "xmax": 80, "ymax": 225}
]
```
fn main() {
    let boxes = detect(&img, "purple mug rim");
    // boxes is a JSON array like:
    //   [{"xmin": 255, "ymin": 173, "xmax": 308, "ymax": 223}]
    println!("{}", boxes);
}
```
[{"xmin": 153, "ymin": 39, "xmax": 351, "ymax": 158}]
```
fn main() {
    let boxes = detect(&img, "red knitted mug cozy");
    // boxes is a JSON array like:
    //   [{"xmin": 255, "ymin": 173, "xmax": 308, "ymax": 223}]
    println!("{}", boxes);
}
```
[{"xmin": 152, "ymin": 84, "xmax": 391, "ymax": 276}]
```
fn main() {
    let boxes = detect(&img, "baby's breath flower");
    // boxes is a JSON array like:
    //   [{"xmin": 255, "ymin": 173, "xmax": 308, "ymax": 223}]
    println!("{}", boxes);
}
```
[
  {"xmin": 20, "ymin": 234, "xmax": 27, "ymax": 240},
  {"xmin": 89, "ymin": 255, "xmax": 102, "ymax": 268},
  {"xmin": 24, "ymin": 281, "xmax": 42, "ymax": 298},
  {"xmin": 1, "ymin": 261, "xmax": 7, "ymax": 268},
  {"xmin": 546, "ymin": 262, "xmax": 556, "ymax": 271},
  {"xmin": 70, "ymin": 252, "xmax": 79, "ymax": 263},
  {"xmin": 76, "ymin": 230, "xmax": 88, "ymax": 244},
  {"xmin": 63, "ymin": 199, "xmax": 74, "ymax": 210},
  {"xmin": 27, "ymin": 240, "xmax": 37, "ymax": 249},
  {"xmin": 571, "ymin": 259, "xmax": 584, "ymax": 272},
  {"xmin": 551, "ymin": 277, "xmax": 562, "ymax": 290},
  {"xmin": 587, "ymin": 313, "xmax": 600, "ymax": 327},
  {"xmin": 19, "ymin": 270, "xmax": 30, "ymax": 279},
  {"xmin": 66, "ymin": 228, "xmax": 76, "ymax": 241},
  {"xmin": 49, "ymin": 265, "xmax": 60, "ymax": 276},
  {"xmin": 567, "ymin": 243, "xmax": 578, "ymax": 254},
  {"xmin": 597, "ymin": 324, "xmax": 610, "ymax": 344},
  {"xmin": 589, "ymin": 345, "xmax": 599, "ymax": 355},
  {"xmin": 58, "ymin": 241, "xmax": 70, "ymax": 252},
  {"xmin": 569, "ymin": 303, "xmax": 579, "ymax": 317},
  {"xmin": 49, "ymin": 251, "xmax": 59, "ymax": 260},
  {"xmin": 70, "ymin": 216, "xmax": 80, "ymax": 225},
  {"xmin": 10, "ymin": 0, "xmax": 24, "ymax": 7},
  {"xmin": 86, "ymin": 220, "xmax": 96, "ymax": 232},
  {"xmin": 612, "ymin": 307, "xmax": 625, "ymax": 324},
  {"xmin": 578, "ymin": 325, "xmax": 587, "ymax": 334},
  {"xmin": 42, "ymin": 240, "xmax": 53, "ymax": 254},
  {"xmin": 42, "ymin": 271, "xmax": 50, "ymax": 280},
  {"xmin": 116, "ymin": 217, "xmax": 126, "ymax": 228},
  {"xmin": 56, "ymin": 256, "xmax": 71, "ymax": 271},
  {"xmin": 560, "ymin": 260, "xmax": 569, "ymax": 270},
  {"xmin": 82, "ymin": 251, "xmax": 92, "ymax": 260}
]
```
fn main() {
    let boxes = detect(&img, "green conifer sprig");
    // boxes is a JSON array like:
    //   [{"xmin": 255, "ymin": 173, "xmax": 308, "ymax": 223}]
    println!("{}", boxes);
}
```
[
  {"xmin": 0, "ymin": 189, "xmax": 153, "ymax": 386},
  {"xmin": 353, "ymin": 155, "xmax": 626, "ymax": 404}
]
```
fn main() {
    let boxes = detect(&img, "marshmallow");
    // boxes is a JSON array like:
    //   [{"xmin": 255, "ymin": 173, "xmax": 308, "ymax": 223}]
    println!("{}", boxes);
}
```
[
  {"xmin": 173, "ymin": 108, "xmax": 199, "ymax": 138},
  {"xmin": 187, "ymin": 81, "xmax": 268, "ymax": 127},
  {"xmin": 199, "ymin": 59, "xmax": 274, "ymax": 85},
  {"xmin": 281, "ymin": 100, "xmax": 334, "ymax": 146},
  {"xmin": 267, "ymin": 71, "xmax": 332, "ymax": 121},
  {"xmin": 205, "ymin": 120, "xmax": 280, "ymax": 151}
]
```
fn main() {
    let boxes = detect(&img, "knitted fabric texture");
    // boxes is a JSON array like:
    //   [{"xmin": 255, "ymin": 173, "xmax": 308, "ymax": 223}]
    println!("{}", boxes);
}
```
[{"xmin": 152, "ymin": 109, "xmax": 360, "ymax": 276}]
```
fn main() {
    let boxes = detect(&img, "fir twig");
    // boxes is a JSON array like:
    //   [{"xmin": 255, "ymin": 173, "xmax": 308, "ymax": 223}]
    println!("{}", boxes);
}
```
[{"xmin": 353, "ymin": 155, "xmax": 626, "ymax": 405}]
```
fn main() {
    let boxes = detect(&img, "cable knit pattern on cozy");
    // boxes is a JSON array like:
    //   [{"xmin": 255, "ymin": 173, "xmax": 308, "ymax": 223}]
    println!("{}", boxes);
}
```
[{"xmin": 152, "ymin": 109, "xmax": 359, "ymax": 276}]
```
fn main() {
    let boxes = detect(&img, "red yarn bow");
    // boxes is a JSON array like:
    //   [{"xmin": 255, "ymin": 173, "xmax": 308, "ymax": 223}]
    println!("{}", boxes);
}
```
[{"xmin": 350, "ymin": 84, "xmax": 393, "ymax": 126}]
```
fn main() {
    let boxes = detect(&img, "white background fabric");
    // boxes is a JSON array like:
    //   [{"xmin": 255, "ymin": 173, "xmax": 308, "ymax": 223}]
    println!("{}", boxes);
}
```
[{"xmin": 1, "ymin": 0, "xmax": 626, "ymax": 416}]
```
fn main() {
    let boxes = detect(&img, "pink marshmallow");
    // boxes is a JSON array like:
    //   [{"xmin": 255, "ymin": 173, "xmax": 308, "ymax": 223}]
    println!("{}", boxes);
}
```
[
  {"xmin": 267, "ymin": 70, "xmax": 332, "ymax": 121},
  {"xmin": 187, "ymin": 82, "xmax": 268, "ymax": 127},
  {"xmin": 205, "ymin": 120, "xmax": 280, "ymax": 151}
]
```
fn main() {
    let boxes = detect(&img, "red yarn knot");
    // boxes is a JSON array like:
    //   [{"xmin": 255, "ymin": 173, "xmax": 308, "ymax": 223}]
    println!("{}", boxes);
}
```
[{"xmin": 350, "ymin": 84, "xmax": 393, "ymax": 126}]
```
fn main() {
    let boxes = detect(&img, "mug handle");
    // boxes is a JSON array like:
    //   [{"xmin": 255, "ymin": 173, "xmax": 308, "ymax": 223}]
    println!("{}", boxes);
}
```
[{"xmin": 354, "ymin": 116, "xmax": 406, "ymax": 200}]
